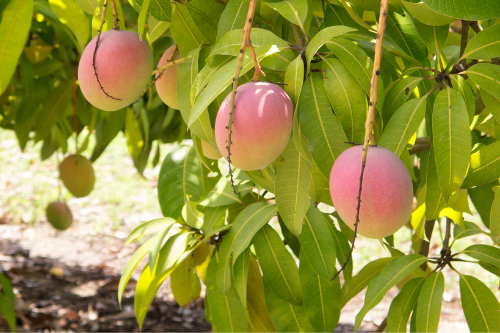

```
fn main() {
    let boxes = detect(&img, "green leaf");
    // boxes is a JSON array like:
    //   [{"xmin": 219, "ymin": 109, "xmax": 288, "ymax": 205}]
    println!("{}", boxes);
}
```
[
  {"xmin": 354, "ymin": 254, "xmax": 427, "ymax": 331},
  {"xmin": 263, "ymin": 0, "xmax": 308, "ymax": 30},
  {"xmin": 387, "ymin": 277, "xmax": 426, "ymax": 333},
  {"xmin": 263, "ymin": 279, "xmax": 315, "ymax": 332},
  {"xmin": 74, "ymin": 0, "xmax": 99, "ymax": 15},
  {"xmin": 460, "ymin": 274, "xmax": 500, "ymax": 332},
  {"xmin": 401, "ymin": 0, "xmax": 456, "ymax": 26},
  {"xmin": 253, "ymin": 224, "xmax": 303, "ymax": 305},
  {"xmin": 49, "ymin": 0, "xmax": 89, "ymax": 52},
  {"xmin": 423, "ymin": 0, "xmax": 500, "ymax": 21},
  {"xmin": 125, "ymin": 218, "xmax": 175, "ymax": 245},
  {"xmin": 461, "ymin": 24, "xmax": 500, "ymax": 60},
  {"xmin": 233, "ymin": 249, "xmax": 250, "ymax": 307},
  {"xmin": 276, "ymin": 140, "xmax": 311, "ymax": 236},
  {"xmin": 182, "ymin": 201, "xmax": 204, "ymax": 229},
  {"xmin": 206, "ymin": 256, "xmax": 249, "ymax": 332},
  {"xmin": 341, "ymin": 257, "xmax": 394, "ymax": 308},
  {"xmin": 216, "ymin": 202, "xmax": 278, "ymax": 293},
  {"xmin": 432, "ymin": 87, "xmax": 471, "ymax": 199},
  {"xmin": 34, "ymin": 83, "xmax": 72, "ymax": 141},
  {"xmin": 188, "ymin": 45, "xmax": 273, "ymax": 126},
  {"xmin": 490, "ymin": 188, "xmax": 500, "ymax": 245},
  {"xmin": 299, "ymin": 205, "xmax": 337, "ymax": 280},
  {"xmin": 470, "ymin": 181, "xmax": 498, "ymax": 228},
  {"xmin": 217, "ymin": 0, "xmax": 249, "ymax": 40},
  {"xmin": 176, "ymin": 47, "xmax": 215, "ymax": 145},
  {"xmin": 299, "ymin": 252, "xmax": 340, "ymax": 332},
  {"xmin": 0, "ymin": 274, "xmax": 14, "ymax": 304},
  {"xmin": 416, "ymin": 272, "xmax": 445, "ymax": 333},
  {"xmin": 413, "ymin": 21, "xmax": 450, "ymax": 57},
  {"xmin": 170, "ymin": 0, "xmax": 223, "ymax": 56},
  {"xmin": 137, "ymin": 0, "xmax": 151, "ymax": 40},
  {"xmin": 449, "ymin": 75, "xmax": 475, "ymax": 124},
  {"xmin": 462, "ymin": 141, "xmax": 500, "ymax": 189},
  {"xmin": 0, "ymin": 293, "xmax": 16, "ymax": 333},
  {"xmin": 328, "ymin": 225, "xmax": 353, "ymax": 288},
  {"xmin": 91, "ymin": 108, "xmax": 127, "ymax": 161},
  {"xmin": 305, "ymin": 26, "xmax": 357, "ymax": 68},
  {"xmin": 379, "ymin": 97, "xmax": 427, "ymax": 157},
  {"xmin": 284, "ymin": 56, "xmax": 304, "ymax": 105},
  {"xmin": 246, "ymin": 256, "xmax": 277, "ymax": 332},
  {"xmin": 322, "ymin": 57, "xmax": 366, "ymax": 143},
  {"xmin": 453, "ymin": 220, "xmax": 487, "ymax": 241},
  {"xmin": 118, "ymin": 238, "xmax": 155, "ymax": 307},
  {"xmin": 148, "ymin": 16, "xmax": 170, "ymax": 44},
  {"xmin": 245, "ymin": 167, "xmax": 276, "ymax": 193},
  {"xmin": 324, "ymin": 38, "xmax": 385, "ymax": 113},
  {"xmin": 157, "ymin": 145, "xmax": 203, "ymax": 219},
  {"xmin": 125, "ymin": 109, "xmax": 144, "ymax": 160},
  {"xmin": 462, "ymin": 244, "xmax": 500, "ymax": 268},
  {"xmin": 385, "ymin": 10, "xmax": 430, "ymax": 67},
  {"xmin": 0, "ymin": 0, "xmax": 33, "ymax": 95},
  {"xmin": 148, "ymin": 225, "xmax": 174, "ymax": 272},
  {"xmin": 467, "ymin": 64, "xmax": 500, "ymax": 101},
  {"xmin": 425, "ymin": 150, "xmax": 446, "ymax": 219},
  {"xmin": 171, "ymin": 256, "xmax": 202, "ymax": 306},
  {"xmin": 298, "ymin": 74, "xmax": 349, "ymax": 179},
  {"xmin": 383, "ymin": 76, "xmax": 422, "ymax": 124},
  {"xmin": 199, "ymin": 177, "xmax": 241, "ymax": 207},
  {"xmin": 202, "ymin": 205, "xmax": 228, "ymax": 235},
  {"xmin": 308, "ymin": 164, "xmax": 332, "ymax": 206}
]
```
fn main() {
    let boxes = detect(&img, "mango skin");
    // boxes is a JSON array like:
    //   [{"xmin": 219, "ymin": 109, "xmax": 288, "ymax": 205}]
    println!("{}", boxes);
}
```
[
  {"xmin": 201, "ymin": 140, "xmax": 222, "ymax": 160},
  {"xmin": 329, "ymin": 146, "xmax": 414, "ymax": 239},
  {"xmin": 46, "ymin": 201, "xmax": 73, "ymax": 231},
  {"xmin": 215, "ymin": 82, "xmax": 293, "ymax": 171},
  {"xmin": 59, "ymin": 155, "xmax": 95, "ymax": 198},
  {"xmin": 78, "ymin": 30, "xmax": 154, "ymax": 111},
  {"xmin": 155, "ymin": 44, "xmax": 182, "ymax": 109}
]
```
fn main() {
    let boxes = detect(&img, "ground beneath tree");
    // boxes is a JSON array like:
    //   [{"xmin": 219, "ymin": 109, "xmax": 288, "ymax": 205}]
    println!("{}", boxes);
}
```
[{"xmin": 0, "ymin": 131, "xmax": 473, "ymax": 332}]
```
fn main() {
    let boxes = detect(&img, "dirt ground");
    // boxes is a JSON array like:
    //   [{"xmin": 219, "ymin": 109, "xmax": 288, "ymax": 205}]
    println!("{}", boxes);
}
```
[{"xmin": 0, "ymin": 130, "xmax": 489, "ymax": 332}]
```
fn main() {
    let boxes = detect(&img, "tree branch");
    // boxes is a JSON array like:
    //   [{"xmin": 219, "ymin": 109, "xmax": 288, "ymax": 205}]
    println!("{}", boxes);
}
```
[
  {"xmin": 225, "ymin": 0, "xmax": 258, "ymax": 194},
  {"xmin": 332, "ymin": 0, "xmax": 390, "ymax": 280},
  {"xmin": 419, "ymin": 219, "xmax": 436, "ymax": 270},
  {"xmin": 109, "ymin": 0, "xmax": 119, "ymax": 30},
  {"xmin": 453, "ymin": 20, "xmax": 470, "ymax": 73}
]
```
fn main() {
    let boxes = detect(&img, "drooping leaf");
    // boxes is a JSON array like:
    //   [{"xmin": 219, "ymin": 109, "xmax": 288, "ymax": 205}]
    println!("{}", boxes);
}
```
[
  {"xmin": 246, "ymin": 256, "xmax": 277, "ymax": 332},
  {"xmin": 233, "ymin": 248, "xmax": 250, "ymax": 308},
  {"xmin": 462, "ymin": 244, "xmax": 500, "ymax": 268},
  {"xmin": 423, "ymin": 0, "xmax": 500, "ymax": 21},
  {"xmin": 263, "ymin": 279, "xmax": 315, "ymax": 332},
  {"xmin": 284, "ymin": 56, "xmax": 304, "ymax": 105},
  {"xmin": 170, "ymin": 256, "xmax": 202, "ymax": 307},
  {"xmin": 199, "ymin": 177, "xmax": 242, "ymax": 207},
  {"xmin": 382, "ymin": 76, "xmax": 422, "ymax": 125},
  {"xmin": 354, "ymin": 254, "xmax": 427, "ymax": 330},
  {"xmin": 148, "ymin": 16, "xmax": 170, "ymax": 44},
  {"xmin": 298, "ymin": 74, "xmax": 349, "ymax": 179},
  {"xmin": 461, "ymin": 23, "xmax": 500, "ymax": 61},
  {"xmin": 449, "ymin": 75, "xmax": 475, "ymax": 124},
  {"xmin": 157, "ymin": 145, "xmax": 203, "ymax": 219},
  {"xmin": 0, "ymin": 0, "xmax": 33, "ymax": 95},
  {"xmin": 263, "ymin": 0, "xmax": 308, "ymax": 32},
  {"xmin": 490, "ymin": 188, "xmax": 500, "ymax": 245},
  {"xmin": 49, "ymin": 0, "xmax": 89, "ymax": 52},
  {"xmin": 217, "ymin": 0, "xmax": 250, "ymax": 40},
  {"xmin": 276, "ymin": 140, "xmax": 311, "ymax": 236},
  {"xmin": 462, "ymin": 141, "xmax": 500, "ymax": 189},
  {"xmin": 299, "ymin": 205, "xmax": 337, "ymax": 280},
  {"xmin": 432, "ymin": 87, "xmax": 471, "ymax": 199},
  {"xmin": 322, "ymin": 57, "xmax": 366, "ymax": 143},
  {"xmin": 416, "ymin": 272, "xmax": 445, "ymax": 333},
  {"xmin": 328, "ymin": 224, "xmax": 353, "ymax": 288},
  {"xmin": 34, "ymin": 83, "xmax": 72, "ymax": 141},
  {"xmin": 386, "ymin": 277, "xmax": 425, "ymax": 333},
  {"xmin": 0, "ymin": 293, "xmax": 15, "ymax": 333},
  {"xmin": 216, "ymin": 202, "xmax": 278, "ymax": 294},
  {"xmin": 401, "ymin": 0, "xmax": 456, "ymax": 26},
  {"xmin": 299, "ymin": 252, "xmax": 340, "ymax": 332},
  {"xmin": 305, "ymin": 26, "xmax": 357, "ymax": 67},
  {"xmin": 459, "ymin": 274, "xmax": 500, "ymax": 333},
  {"xmin": 379, "ymin": 97, "xmax": 427, "ymax": 157},
  {"xmin": 385, "ymin": 10, "xmax": 430, "ymax": 67},
  {"xmin": 253, "ymin": 224, "xmax": 303, "ymax": 305},
  {"xmin": 206, "ymin": 256, "xmax": 249, "ymax": 332},
  {"xmin": 324, "ymin": 37, "xmax": 385, "ymax": 113},
  {"xmin": 466, "ymin": 64, "xmax": 500, "ymax": 101},
  {"xmin": 413, "ymin": 21, "xmax": 450, "ymax": 57}
]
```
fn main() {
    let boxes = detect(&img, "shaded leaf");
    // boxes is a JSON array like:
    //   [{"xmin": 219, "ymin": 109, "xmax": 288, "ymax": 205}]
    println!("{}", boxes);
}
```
[
  {"xmin": 387, "ymin": 277, "xmax": 425, "ymax": 333},
  {"xmin": 416, "ymin": 272, "xmax": 445, "ymax": 333}
]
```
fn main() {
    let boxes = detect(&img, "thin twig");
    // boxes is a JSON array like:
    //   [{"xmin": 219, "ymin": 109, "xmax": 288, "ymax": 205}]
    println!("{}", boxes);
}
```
[
  {"xmin": 332, "ymin": 0, "xmax": 390, "ymax": 280},
  {"xmin": 133, "ymin": 46, "xmax": 184, "ymax": 105},
  {"xmin": 225, "ymin": 0, "xmax": 258, "ymax": 194},
  {"xmin": 376, "ymin": 317, "xmax": 387, "ymax": 333},
  {"xmin": 93, "ymin": 0, "xmax": 121, "ymax": 101},
  {"xmin": 109, "ymin": 0, "xmax": 120, "ymax": 30},
  {"xmin": 72, "ymin": 64, "xmax": 79, "ymax": 154},
  {"xmin": 454, "ymin": 20, "xmax": 470, "ymax": 73},
  {"xmin": 441, "ymin": 217, "xmax": 452, "ymax": 258},
  {"xmin": 418, "ymin": 219, "xmax": 436, "ymax": 270}
]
